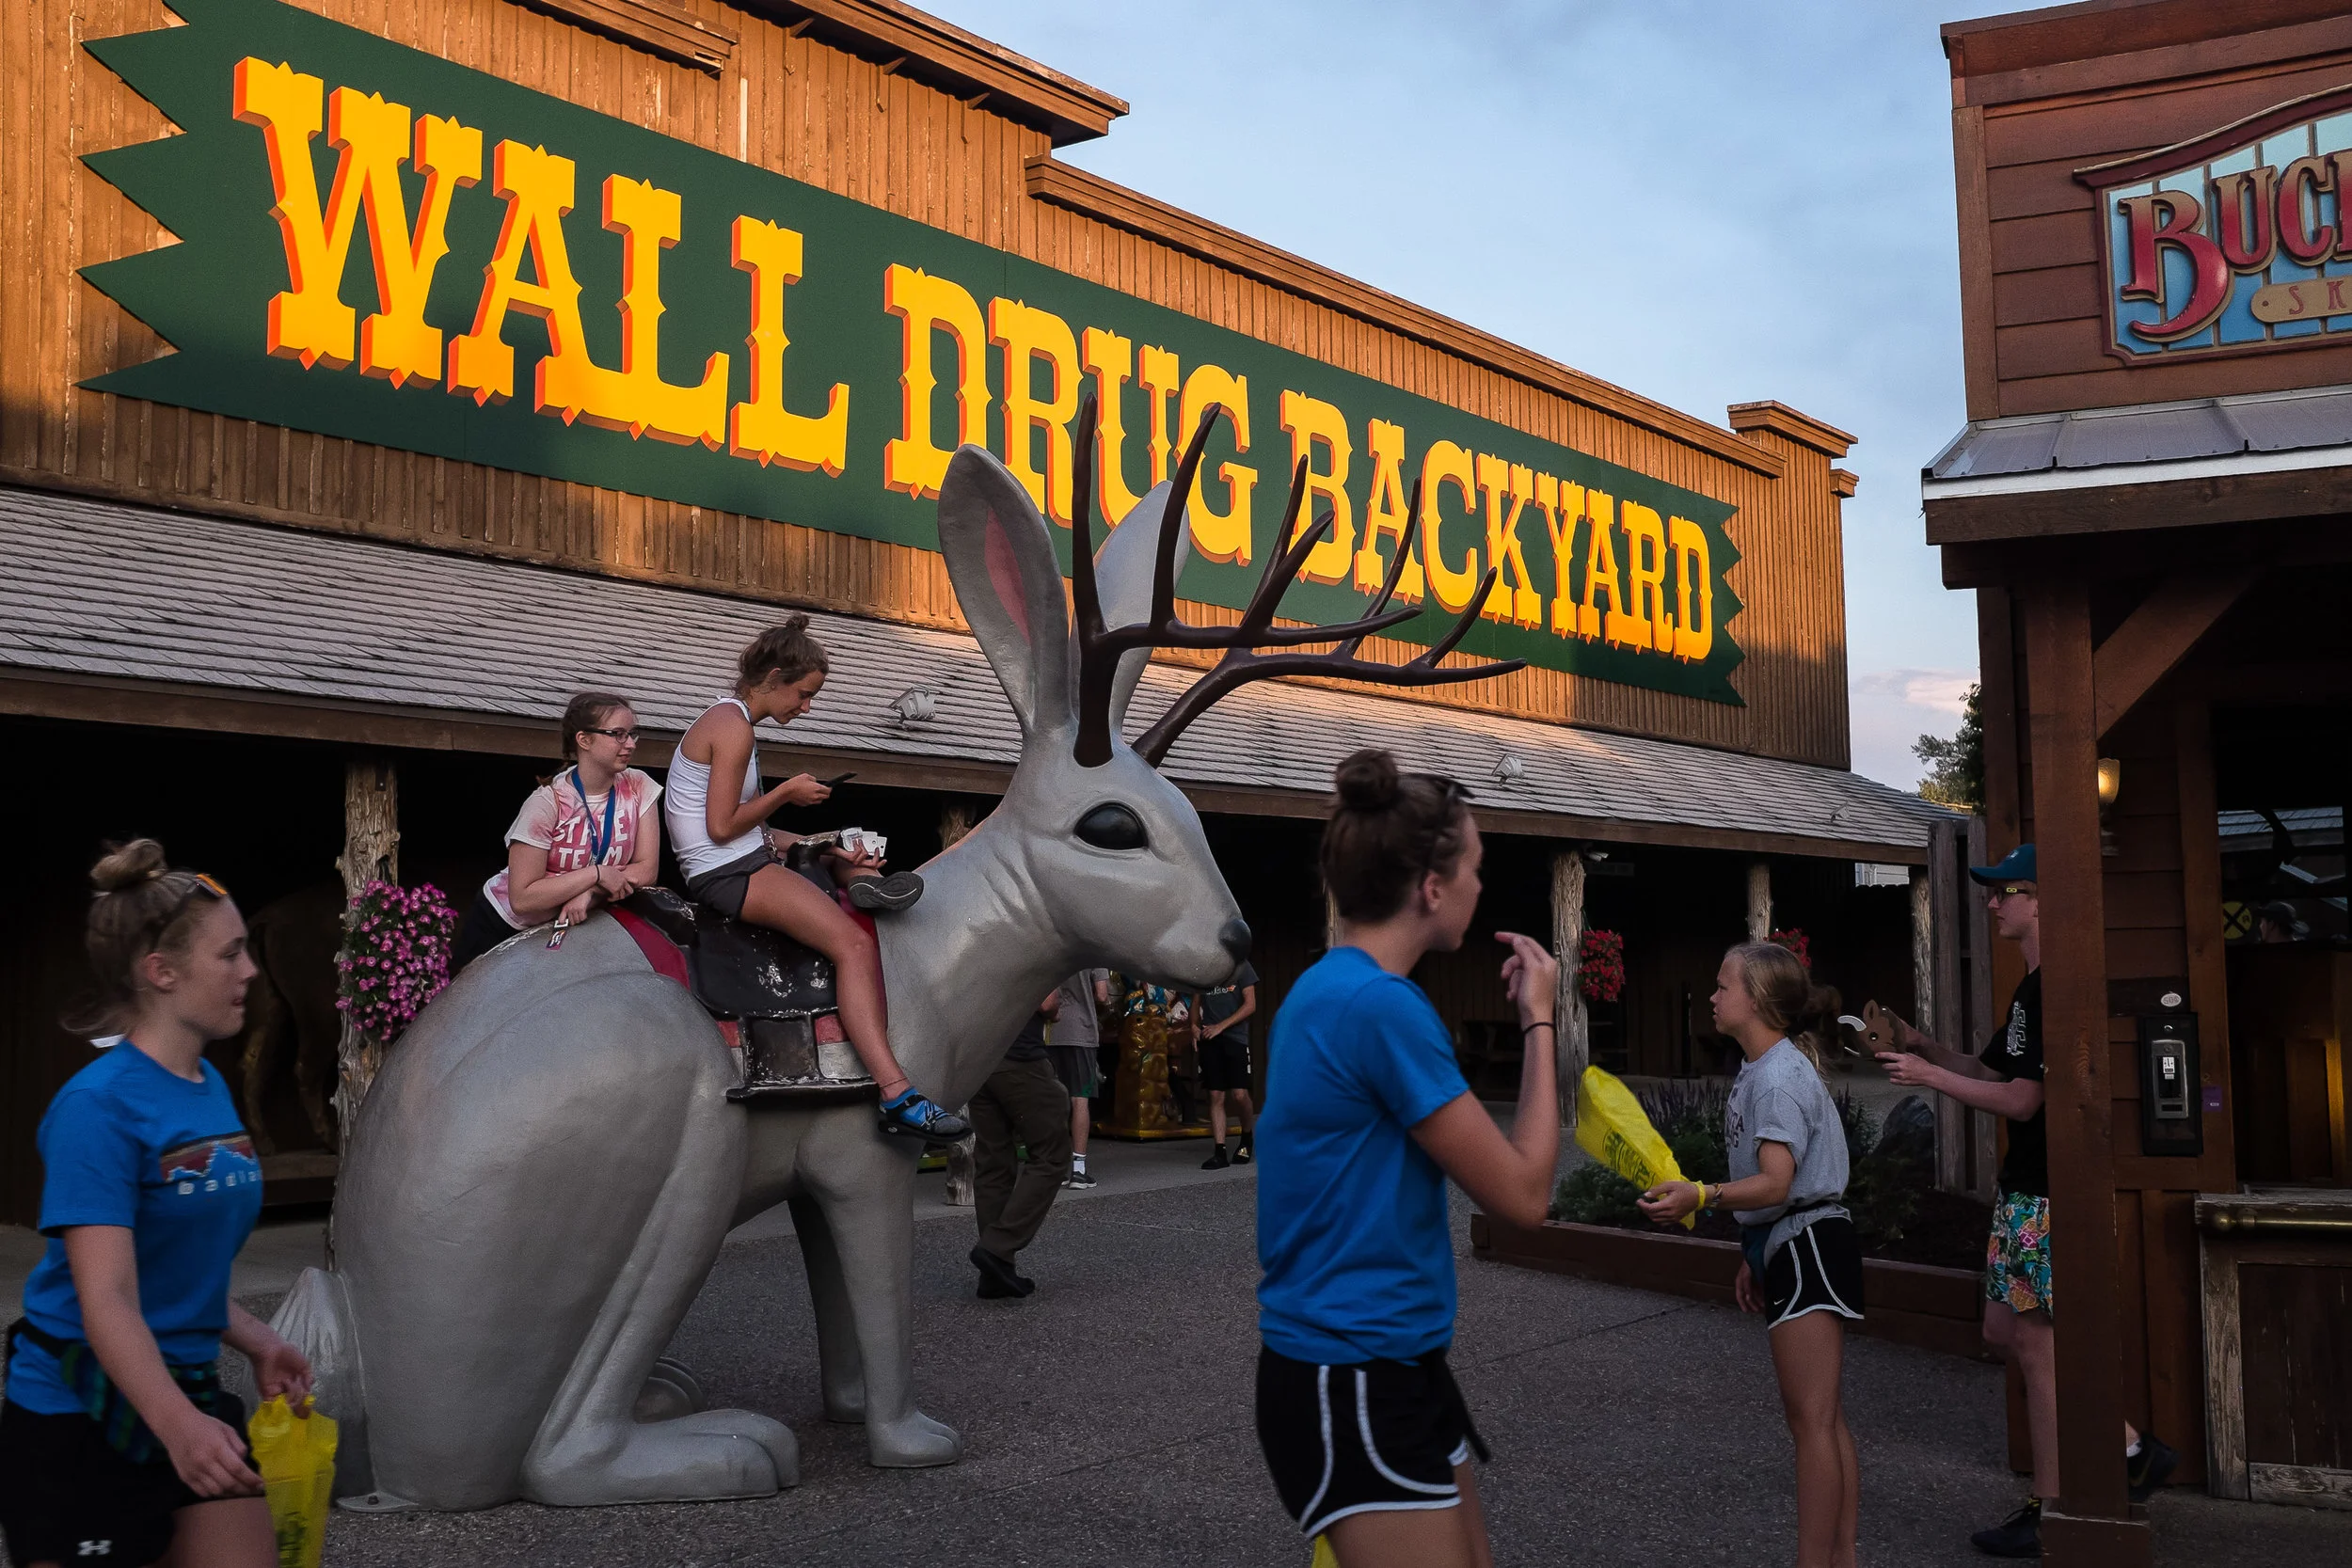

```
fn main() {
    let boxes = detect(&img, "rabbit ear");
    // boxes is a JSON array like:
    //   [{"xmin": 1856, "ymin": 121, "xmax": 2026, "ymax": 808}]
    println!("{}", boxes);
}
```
[
  {"xmin": 1094, "ymin": 479, "xmax": 1190, "ymax": 738},
  {"xmin": 938, "ymin": 443, "xmax": 1073, "ymax": 738}
]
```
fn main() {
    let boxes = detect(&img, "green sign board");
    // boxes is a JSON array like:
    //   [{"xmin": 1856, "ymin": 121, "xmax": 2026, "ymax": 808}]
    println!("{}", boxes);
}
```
[{"xmin": 83, "ymin": 0, "xmax": 1744, "ymax": 701}]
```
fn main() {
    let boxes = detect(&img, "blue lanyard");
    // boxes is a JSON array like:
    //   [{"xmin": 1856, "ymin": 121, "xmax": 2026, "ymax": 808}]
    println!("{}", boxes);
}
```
[{"xmin": 571, "ymin": 768, "xmax": 618, "ymax": 864}]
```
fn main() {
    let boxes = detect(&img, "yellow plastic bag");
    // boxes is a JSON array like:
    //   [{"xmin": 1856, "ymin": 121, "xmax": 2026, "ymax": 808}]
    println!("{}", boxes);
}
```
[
  {"xmin": 248, "ymin": 1394, "xmax": 339, "ymax": 1568},
  {"xmin": 1311, "ymin": 1533, "xmax": 1340, "ymax": 1567},
  {"xmin": 1573, "ymin": 1065, "xmax": 1694, "ymax": 1228}
]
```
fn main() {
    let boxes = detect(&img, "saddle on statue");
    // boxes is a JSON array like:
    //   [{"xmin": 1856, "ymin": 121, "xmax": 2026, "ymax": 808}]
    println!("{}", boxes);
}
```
[{"xmin": 622, "ymin": 888, "xmax": 878, "ymax": 1103}]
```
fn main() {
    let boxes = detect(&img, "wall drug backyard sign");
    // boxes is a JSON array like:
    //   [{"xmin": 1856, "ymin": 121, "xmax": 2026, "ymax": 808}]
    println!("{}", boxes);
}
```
[
  {"xmin": 82, "ymin": 0, "xmax": 1744, "ymax": 700},
  {"xmin": 2080, "ymin": 85, "xmax": 2352, "ymax": 364}
]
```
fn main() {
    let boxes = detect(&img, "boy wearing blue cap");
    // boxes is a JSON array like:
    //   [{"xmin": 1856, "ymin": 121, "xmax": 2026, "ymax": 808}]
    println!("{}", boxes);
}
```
[{"xmin": 1864, "ymin": 843, "xmax": 2174, "ymax": 1556}]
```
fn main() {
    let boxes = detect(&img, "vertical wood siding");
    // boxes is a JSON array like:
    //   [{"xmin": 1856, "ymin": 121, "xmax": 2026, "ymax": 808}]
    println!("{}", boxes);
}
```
[{"xmin": 3, "ymin": 0, "xmax": 1851, "ymax": 767}]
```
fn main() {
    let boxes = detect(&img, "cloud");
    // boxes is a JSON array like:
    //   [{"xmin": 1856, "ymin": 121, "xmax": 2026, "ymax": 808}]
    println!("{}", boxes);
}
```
[{"xmin": 1850, "ymin": 666, "xmax": 1977, "ymax": 791}]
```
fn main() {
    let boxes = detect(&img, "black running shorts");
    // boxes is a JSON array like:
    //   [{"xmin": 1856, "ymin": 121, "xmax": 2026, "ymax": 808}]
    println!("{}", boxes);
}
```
[
  {"xmin": 1256, "ymin": 1345, "xmax": 1474, "ymax": 1537},
  {"xmin": 1200, "ymin": 1036, "xmax": 1252, "ymax": 1092},
  {"xmin": 1763, "ymin": 1216, "xmax": 1867, "ymax": 1329},
  {"xmin": 0, "ymin": 1391, "xmax": 251, "ymax": 1567}
]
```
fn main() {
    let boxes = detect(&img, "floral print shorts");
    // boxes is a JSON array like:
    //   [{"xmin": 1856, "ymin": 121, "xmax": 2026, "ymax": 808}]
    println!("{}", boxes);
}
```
[{"xmin": 1984, "ymin": 1191, "xmax": 2053, "ymax": 1315}]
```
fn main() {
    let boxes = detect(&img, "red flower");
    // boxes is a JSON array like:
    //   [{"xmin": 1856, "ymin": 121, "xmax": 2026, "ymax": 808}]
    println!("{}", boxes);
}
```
[{"xmin": 1578, "ymin": 928, "xmax": 1626, "ymax": 1004}]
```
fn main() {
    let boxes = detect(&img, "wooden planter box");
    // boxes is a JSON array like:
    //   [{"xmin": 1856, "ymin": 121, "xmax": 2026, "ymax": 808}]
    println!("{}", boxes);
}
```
[{"xmin": 1471, "ymin": 1213, "xmax": 1991, "ymax": 1361}]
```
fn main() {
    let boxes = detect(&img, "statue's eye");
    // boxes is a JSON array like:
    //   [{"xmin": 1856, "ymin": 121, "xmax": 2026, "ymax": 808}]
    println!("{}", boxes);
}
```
[{"xmin": 1074, "ymin": 803, "xmax": 1149, "ymax": 851}]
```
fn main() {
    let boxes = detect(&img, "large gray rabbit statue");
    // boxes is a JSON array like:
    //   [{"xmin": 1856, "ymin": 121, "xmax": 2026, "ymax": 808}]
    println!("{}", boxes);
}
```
[{"xmin": 273, "ymin": 404, "xmax": 1517, "ymax": 1510}]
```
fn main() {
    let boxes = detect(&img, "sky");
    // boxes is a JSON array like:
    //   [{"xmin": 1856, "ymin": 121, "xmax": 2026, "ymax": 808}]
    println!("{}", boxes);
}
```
[{"xmin": 937, "ymin": 0, "xmax": 2020, "ymax": 791}]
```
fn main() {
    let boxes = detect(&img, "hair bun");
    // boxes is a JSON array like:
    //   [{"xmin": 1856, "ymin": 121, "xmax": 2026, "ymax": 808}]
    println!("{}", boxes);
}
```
[
  {"xmin": 90, "ymin": 838, "xmax": 167, "ymax": 893},
  {"xmin": 1333, "ymin": 748, "xmax": 1400, "ymax": 811}
]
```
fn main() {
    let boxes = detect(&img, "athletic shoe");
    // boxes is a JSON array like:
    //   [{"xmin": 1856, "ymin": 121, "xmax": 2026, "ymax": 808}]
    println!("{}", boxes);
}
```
[
  {"xmin": 1232, "ymin": 1135, "xmax": 1253, "ymax": 1165},
  {"xmin": 847, "ymin": 872, "xmax": 925, "ymax": 913},
  {"xmin": 2128, "ymin": 1433, "xmax": 2178, "ymax": 1502},
  {"xmin": 879, "ymin": 1091, "xmax": 969, "ymax": 1142},
  {"xmin": 1200, "ymin": 1145, "xmax": 1231, "ymax": 1170},
  {"xmin": 1971, "ymin": 1497, "xmax": 2042, "ymax": 1558},
  {"xmin": 1062, "ymin": 1167, "xmax": 1099, "ymax": 1190},
  {"xmin": 970, "ymin": 1244, "xmax": 1035, "ymax": 1299}
]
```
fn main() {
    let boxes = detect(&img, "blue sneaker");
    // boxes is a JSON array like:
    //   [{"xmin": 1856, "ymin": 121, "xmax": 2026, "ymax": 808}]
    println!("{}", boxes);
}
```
[{"xmin": 880, "ymin": 1090, "xmax": 968, "ymax": 1142}]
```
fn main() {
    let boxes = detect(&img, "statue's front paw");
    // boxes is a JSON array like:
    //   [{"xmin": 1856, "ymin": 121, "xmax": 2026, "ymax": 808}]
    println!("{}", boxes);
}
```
[
  {"xmin": 866, "ymin": 1409, "xmax": 961, "ymax": 1468},
  {"xmin": 523, "ymin": 1409, "xmax": 797, "ymax": 1504}
]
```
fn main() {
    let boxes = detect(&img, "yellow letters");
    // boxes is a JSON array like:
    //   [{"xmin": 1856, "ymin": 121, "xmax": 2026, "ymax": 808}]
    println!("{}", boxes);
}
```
[
  {"xmin": 1474, "ymin": 454, "xmax": 1543, "ymax": 627},
  {"xmin": 1419, "ymin": 440, "xmax": 1482, "ymax": 614},
  {"xmin": 882, "ymin": 264, "xmax": 989, "ymax": 499},
  {"xmin": 990, "ymin": 299, "xmax": 1080, "ymax": 523},
  {"xmin": 447, "ymin": 140, "xmax": 596, "ymax": 408},
  {"xmin": 1355, "ymin": 419, "xmax": 1422, "ymax": 602},
  {"xmin": 1279, "ymin": 391, "xmax": 1355, "ymax": 584},
  {"xmin": 1667, "ymin": 515, "xmax": 1712, "ymax": 662},
  {"xmin": 573, "ymin": 175, "xmax": 726, "ymax": 446},
  {"xmin": 1620, "ymin": 501, "xmax": 1672, "ymax": 651},
  {"xmin": 1139, "ymin": 345, "xmax": 1183, "ymax": 488},
  {"xmin": 1082, "ymin": 328, "xmax": 1148, "ymax": 522},
  {"xmin": 1178, "ymin": 365, "xmax": 1258, "ymax": 563},
  {"xmin": 1580, "ymin": 489, "xmax": 1627, "ymax": 641},
  {"xmin": 729, "ymin": 215, "xmax": 848, "ymax": 473},
  {"xmin": 232, "ymin": 60, "xmax": 479, "ymax": 383},
  {"xmin": 1540, "ymin": 475, "xmax": 1581, "ymax": 636}
]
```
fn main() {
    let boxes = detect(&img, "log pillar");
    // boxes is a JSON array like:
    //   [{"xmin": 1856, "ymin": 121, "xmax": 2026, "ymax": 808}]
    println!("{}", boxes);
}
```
[
  {"xmin": 2020, "ymin": 582, "xmax": 2146, "ymax": 1564},
  {"xmin": 1923, "ymin": 813, "xmax": 1971, "ymax": 1195},
  {"xmin": 329, "ymin": 755, "xmax": 399, "ymax": 1148},
  {"xmin": 1965, "ymin": 815, "xmax": 1999, "ymax": 1201},
  {"xmin": 1745, "ymin": 860, "xmax": 1772, "ymax": 942},
  {"xmin": 1551, "ymin": 849, "xmax": 1589, "ymax": 1128}
]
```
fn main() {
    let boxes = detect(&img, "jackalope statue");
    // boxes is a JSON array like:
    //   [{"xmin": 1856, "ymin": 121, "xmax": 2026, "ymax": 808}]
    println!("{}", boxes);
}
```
[{"xmin": 274, "ymin": 399, "xmax": 1520, "ymax": 1510}]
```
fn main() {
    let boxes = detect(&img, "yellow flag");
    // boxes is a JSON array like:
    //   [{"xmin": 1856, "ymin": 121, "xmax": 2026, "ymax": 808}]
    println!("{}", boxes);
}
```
[{"xmin": 1573, "ymin": 1065, "xmax": 1694, "ymax": 1229}]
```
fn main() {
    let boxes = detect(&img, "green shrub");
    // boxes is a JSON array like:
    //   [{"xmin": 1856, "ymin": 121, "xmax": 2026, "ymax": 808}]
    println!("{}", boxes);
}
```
[
  {"xmin": 1551, "ymin": 1162, "xmax": 1645, "ymax": 1226},
  {"xmin": 1835, "ymin": 1089, "xmax": 1920, "ymax": 1246}
]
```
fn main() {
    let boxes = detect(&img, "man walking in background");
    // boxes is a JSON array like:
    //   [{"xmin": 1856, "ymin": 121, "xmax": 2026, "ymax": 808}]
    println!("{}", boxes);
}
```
[
  {"xmin": 968, "ymin": 990, "xmax": 1074, "ymax": 1299},
  {"xmin": 1050, "ymin": 969, "xmax": 1110, "ymax": 1189},
  {"xmin": 1198, "ymin": 957, "xmax": 1259, "ymax": 1170}
]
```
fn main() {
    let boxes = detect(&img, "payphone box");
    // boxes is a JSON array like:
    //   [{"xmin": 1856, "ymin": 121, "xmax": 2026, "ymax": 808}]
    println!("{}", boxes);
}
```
[{"xmin": 2136, "ymin": 1011, "xmax": 2202, "ymax": 1158}]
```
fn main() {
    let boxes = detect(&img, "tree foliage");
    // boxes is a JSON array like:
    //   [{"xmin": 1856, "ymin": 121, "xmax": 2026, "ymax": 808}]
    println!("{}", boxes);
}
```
[{"xmin": 1914, "ymin": 682, "xmax": 1983, "ymax": 811}]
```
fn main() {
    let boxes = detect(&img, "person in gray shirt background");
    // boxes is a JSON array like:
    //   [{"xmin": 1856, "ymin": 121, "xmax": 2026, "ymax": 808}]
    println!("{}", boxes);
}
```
[
  {"xmin": 1048, "ymin": 969, "xmax": 1110, "ymax": 1190},
  {"xmin": 1642, "ymin": 941, "xmax": 1861, "ymax": 1568}
]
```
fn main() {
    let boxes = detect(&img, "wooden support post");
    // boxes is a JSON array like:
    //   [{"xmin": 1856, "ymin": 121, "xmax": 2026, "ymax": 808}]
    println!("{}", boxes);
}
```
[
  {"xmin": 1745, "ymin": 860, "xmax": 1772, "ymax": 942},
  {"xmin": 1553, "ymin": 849, "xmax": 1589, "ymax": 1129},
  {"xmin": 329, "ymin": 755, "xmax": 399, "ymax": 1148},
  {"xmin": 1926, "ymin": 814, "xmax": 1969, "ymax": 1194},
  {"xmin": 2021, "ymin": 583, "xmax": 2146, "ymax": 1564}
]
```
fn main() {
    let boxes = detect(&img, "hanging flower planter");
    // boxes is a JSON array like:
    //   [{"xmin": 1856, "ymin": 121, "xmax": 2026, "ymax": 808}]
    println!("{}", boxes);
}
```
[
  {"xmin": 336, "ymin": 880, "xmax": 459, "ymax": 1048},
  {"xmin": 1578, "ymin": 927, "xmax": 1626, "ymax": 1004},
  {"xmin": 1770, "ymin": 927, "xmax": 1811, "ymax": 969}
]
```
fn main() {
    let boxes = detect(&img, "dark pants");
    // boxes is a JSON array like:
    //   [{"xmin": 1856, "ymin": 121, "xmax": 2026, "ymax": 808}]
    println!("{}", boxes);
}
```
[{"xmin": 970, "ymin": 1055, "xmax": 1073, "ymax": 1261}]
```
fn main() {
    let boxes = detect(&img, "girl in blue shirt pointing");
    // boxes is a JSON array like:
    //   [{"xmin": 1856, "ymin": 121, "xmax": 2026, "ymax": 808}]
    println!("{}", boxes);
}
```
[
  {"xmin": 1255, "ymin": 750, "xmax": 1560, "ymax": 1568},
  {"xmin": 1, "ymin": 840, "xmax": 312, "ymax": 1568}
]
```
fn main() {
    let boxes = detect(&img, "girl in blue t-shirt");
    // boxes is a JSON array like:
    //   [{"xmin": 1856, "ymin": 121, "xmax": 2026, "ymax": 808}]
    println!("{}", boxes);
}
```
[
  {"xmin": 0, "ymin": 840, "xmax": 312, "ymax": 1568},
  {"xmin": 1254, "ymin": 749, "xmax": 1560, "ymax": 1568}
]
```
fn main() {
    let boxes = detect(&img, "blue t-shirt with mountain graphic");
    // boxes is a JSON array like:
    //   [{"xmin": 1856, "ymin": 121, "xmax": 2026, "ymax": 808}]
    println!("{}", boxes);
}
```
[{"xmin": 7, "ymin": 1044, "xmax": 262, "ymax": 1415}]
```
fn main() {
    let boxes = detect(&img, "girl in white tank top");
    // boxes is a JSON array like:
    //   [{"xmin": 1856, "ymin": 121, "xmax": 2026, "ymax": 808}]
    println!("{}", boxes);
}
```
[{"xmin": 668, "ymin": 617, "xmax": 965, "ymax": 1144}]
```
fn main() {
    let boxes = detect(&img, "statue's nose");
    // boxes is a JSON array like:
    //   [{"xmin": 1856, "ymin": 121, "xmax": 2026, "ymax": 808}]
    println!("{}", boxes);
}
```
[{"xmin": 1218, "ymin": 917, "xmax": 1253, "ymax": 967}]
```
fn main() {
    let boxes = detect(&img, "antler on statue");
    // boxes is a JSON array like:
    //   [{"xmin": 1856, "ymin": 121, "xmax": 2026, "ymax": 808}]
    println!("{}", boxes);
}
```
[{"xmin": 1066, "ymin": 391, "xmax": 1527, "ymax": 768}]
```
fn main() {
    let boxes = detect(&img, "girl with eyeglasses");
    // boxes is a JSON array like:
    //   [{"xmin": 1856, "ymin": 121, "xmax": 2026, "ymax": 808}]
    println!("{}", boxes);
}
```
[
  {"xmin": 450, "ymin": 690, "xmax": 666, "ymax": 972},
  {"xmin": 0, "ymin": 841, "xmax": 311, "ymax": 1568},
  {"xmin": 1254, "ymin": 750, "xmax": 1559, "ymax": 1568}
]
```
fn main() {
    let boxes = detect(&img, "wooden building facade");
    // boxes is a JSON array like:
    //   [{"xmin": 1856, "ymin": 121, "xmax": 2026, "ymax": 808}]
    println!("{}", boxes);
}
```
[
  {"xmin": 0, "ymin": 0, "xmax": 1942, "ymax": 1219},
  {"xmin": 1933, "ymin": 1, "xmax": 2352, "ymax": 1557}
]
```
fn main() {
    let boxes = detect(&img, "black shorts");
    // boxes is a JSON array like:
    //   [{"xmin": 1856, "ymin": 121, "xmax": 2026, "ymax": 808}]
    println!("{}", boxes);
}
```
[
  {"xmin": 1764, "ymin": 1217, "xmax": 1867, "ymax": 1328},
  {"xmin": 1200, "ymin": 1036, "xmax": 1252, "ymax": 1092},
  {"xmin": 684, "ymin": 845, "xmax": 784, "ymax": 919},
  {"xmin": 1256, "ymin": 1345, "xmax": 1478, "ymax": 1537},
  {"xmin": 0, "ymin": 1391, "xmax": 251, "ymax": 1566},
  {"xmin": 450, "ymin": 889, "xmax": 525, "ymax": 971}
]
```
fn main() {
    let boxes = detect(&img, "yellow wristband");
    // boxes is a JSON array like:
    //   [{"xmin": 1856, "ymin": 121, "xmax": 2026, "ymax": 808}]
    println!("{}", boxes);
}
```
[{"xmin": 1694, "ymin": 1182, "xmax": 1708, "ymax": 1212}]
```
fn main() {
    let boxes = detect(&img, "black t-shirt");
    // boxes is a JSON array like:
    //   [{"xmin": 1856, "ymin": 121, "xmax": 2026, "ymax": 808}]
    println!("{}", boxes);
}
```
[
  {"xmin": 1980, "ymin": 968, "xmax": 2047, "ymax": 1197},
  {"xmin": 1200, "ymin": 961, "xmax": 1260, "ymax": 1046},
  {"xmin": 1007, "ymin": 1010, "xmax": 1050, "ymax": 1063}
]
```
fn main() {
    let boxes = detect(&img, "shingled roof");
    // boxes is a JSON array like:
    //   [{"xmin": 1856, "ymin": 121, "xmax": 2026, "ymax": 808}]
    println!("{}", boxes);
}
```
[{"xmin": 0, "ymin": 487, "xmax": 1947, "ymax": 861}]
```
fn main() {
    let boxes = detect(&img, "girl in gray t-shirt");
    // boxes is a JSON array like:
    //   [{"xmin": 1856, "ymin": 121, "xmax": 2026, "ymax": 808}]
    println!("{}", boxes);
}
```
[{"xmin": 1639, "ymin": 942, "xmax": 1862, "ymax": 1568}]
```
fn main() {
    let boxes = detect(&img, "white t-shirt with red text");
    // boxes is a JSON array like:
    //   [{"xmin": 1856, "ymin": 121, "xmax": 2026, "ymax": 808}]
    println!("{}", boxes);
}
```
[{"xmin": 481, "ymin": 767, "xmax": 663, "ymax": 928}]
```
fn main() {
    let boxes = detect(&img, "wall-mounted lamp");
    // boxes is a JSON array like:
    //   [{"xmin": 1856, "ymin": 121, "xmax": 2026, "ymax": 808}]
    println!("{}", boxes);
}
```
[{"xmin": 2096, "ymin": 756, "xmax": 2122, "ymax": 855}]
